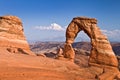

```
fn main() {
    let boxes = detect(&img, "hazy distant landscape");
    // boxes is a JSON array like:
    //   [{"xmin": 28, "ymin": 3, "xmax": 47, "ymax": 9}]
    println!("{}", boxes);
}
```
[{"xmin": 29, "ymin": 41, "xmax": 120, "ymax": 55}]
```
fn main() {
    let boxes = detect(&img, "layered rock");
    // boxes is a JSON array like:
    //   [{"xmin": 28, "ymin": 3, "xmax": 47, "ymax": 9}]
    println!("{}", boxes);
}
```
[
  {"xmin": 62, "ymin": 17, "xmax": 119, "ymax": 79},
  {"xmin": 0, "ymin": 15, "xmax": 35, "ymax": 55}
]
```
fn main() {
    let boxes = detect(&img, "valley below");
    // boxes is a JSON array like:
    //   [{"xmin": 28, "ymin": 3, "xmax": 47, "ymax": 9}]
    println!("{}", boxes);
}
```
[{"xmin": 29, "ymin": 41, "xmax": 120, "ymax": 68}]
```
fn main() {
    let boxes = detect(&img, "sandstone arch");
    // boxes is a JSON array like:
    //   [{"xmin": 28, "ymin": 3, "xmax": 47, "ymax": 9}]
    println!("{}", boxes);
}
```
[{"xmin": 63, "ymin": 17, "xmax": 118, "ymax": 67}]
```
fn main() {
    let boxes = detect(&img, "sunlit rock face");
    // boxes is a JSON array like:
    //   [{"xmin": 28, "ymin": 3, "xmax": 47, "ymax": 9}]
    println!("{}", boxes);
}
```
[{"xmin": 0, "ymin": 15, "xmax": 35, "ymax": 55}]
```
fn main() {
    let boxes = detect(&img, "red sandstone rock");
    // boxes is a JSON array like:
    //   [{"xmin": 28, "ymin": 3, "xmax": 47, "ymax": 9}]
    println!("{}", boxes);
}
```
[
  {"xmin": 63, "ymin": 17, "xmax": 119, "ymax": 79},
  {"xmin": 63, "ymin": 43, "xmax": 75, "ymax": 62},
  {"xmin": 0, "ymin": 15, "xmax": 35, "ymax": 55},
  {"xmin": 64, "ymin": 17, "xmax": 118, "ymax": 67},
  {"xmin": 57, "ymin": 47, "xmax": 63, "ymax": 57}
]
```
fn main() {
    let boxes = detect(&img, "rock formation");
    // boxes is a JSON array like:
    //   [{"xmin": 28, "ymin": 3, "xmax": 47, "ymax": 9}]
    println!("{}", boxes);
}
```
[
  {"xmin": 0, "ymin": 15, "xmax": 35, "ymax": 55},
  {"xmin": 57, "ymin": 47, "xmax": 63, "ymax": 58},
  {"xmin": 62, "ymin": 17, "xmax": 119, "ymax": 79}
]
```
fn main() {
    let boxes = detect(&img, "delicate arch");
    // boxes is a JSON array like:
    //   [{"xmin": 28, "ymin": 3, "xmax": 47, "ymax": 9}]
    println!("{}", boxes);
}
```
[{"xmin": 63, "ymin": 17, "xmax": 118, "ymax": 67}]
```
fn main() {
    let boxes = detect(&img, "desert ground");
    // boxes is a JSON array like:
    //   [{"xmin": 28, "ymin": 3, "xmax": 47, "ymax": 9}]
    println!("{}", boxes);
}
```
[{"xmin": 0, "ymin": 47, "xmax": 98, "ymax": 80}]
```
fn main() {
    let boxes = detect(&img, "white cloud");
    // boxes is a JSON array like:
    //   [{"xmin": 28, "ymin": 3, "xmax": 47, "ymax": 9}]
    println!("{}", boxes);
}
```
[
  {"xmin": 35, "ymin": 23, "xmax": 65, "ymax": 31},
  {"xmin": 102, "ymin": 29, "xmax": 120, "ymax": 36},
  {"xmin": 102, "ymin": 29, "xmax": 120, "ymax": 42}
]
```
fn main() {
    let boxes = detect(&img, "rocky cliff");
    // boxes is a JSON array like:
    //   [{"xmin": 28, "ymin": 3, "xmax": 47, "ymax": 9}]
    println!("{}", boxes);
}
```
[{"xmin": 0, "ymin": 15, "xmax": 35, "ymax": 55}]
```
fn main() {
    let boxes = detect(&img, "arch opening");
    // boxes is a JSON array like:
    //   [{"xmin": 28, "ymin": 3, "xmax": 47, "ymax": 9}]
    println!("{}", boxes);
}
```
[
  {"xmin": 73, "ymin": 31, "xmax": 91, "ymax": 67},
  {"xmin": 74, "ymin": 31, "xmax": 90, "ymax": 42}
]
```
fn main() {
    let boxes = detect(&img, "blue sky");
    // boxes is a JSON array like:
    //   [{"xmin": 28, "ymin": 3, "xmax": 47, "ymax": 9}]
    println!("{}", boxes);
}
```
[{"xmin": 0, "ymin": 0, "xmax": 120, "ymax": 42}]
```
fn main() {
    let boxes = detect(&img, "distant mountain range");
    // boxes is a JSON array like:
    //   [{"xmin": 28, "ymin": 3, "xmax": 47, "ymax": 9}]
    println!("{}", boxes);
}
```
[{"xmin": 29, "ymin": 41, "xmax": 120, "ymax": 55}]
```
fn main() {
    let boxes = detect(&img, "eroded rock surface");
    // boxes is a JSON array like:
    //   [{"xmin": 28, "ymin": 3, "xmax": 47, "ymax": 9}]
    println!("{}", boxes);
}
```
[
  {"xmin": 62, "ymin": 17, "xmax": 119, "ymax": 79},
  {"xmin": 0, "ymin": 15, "xmax": 35, "ymax": 55}
]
